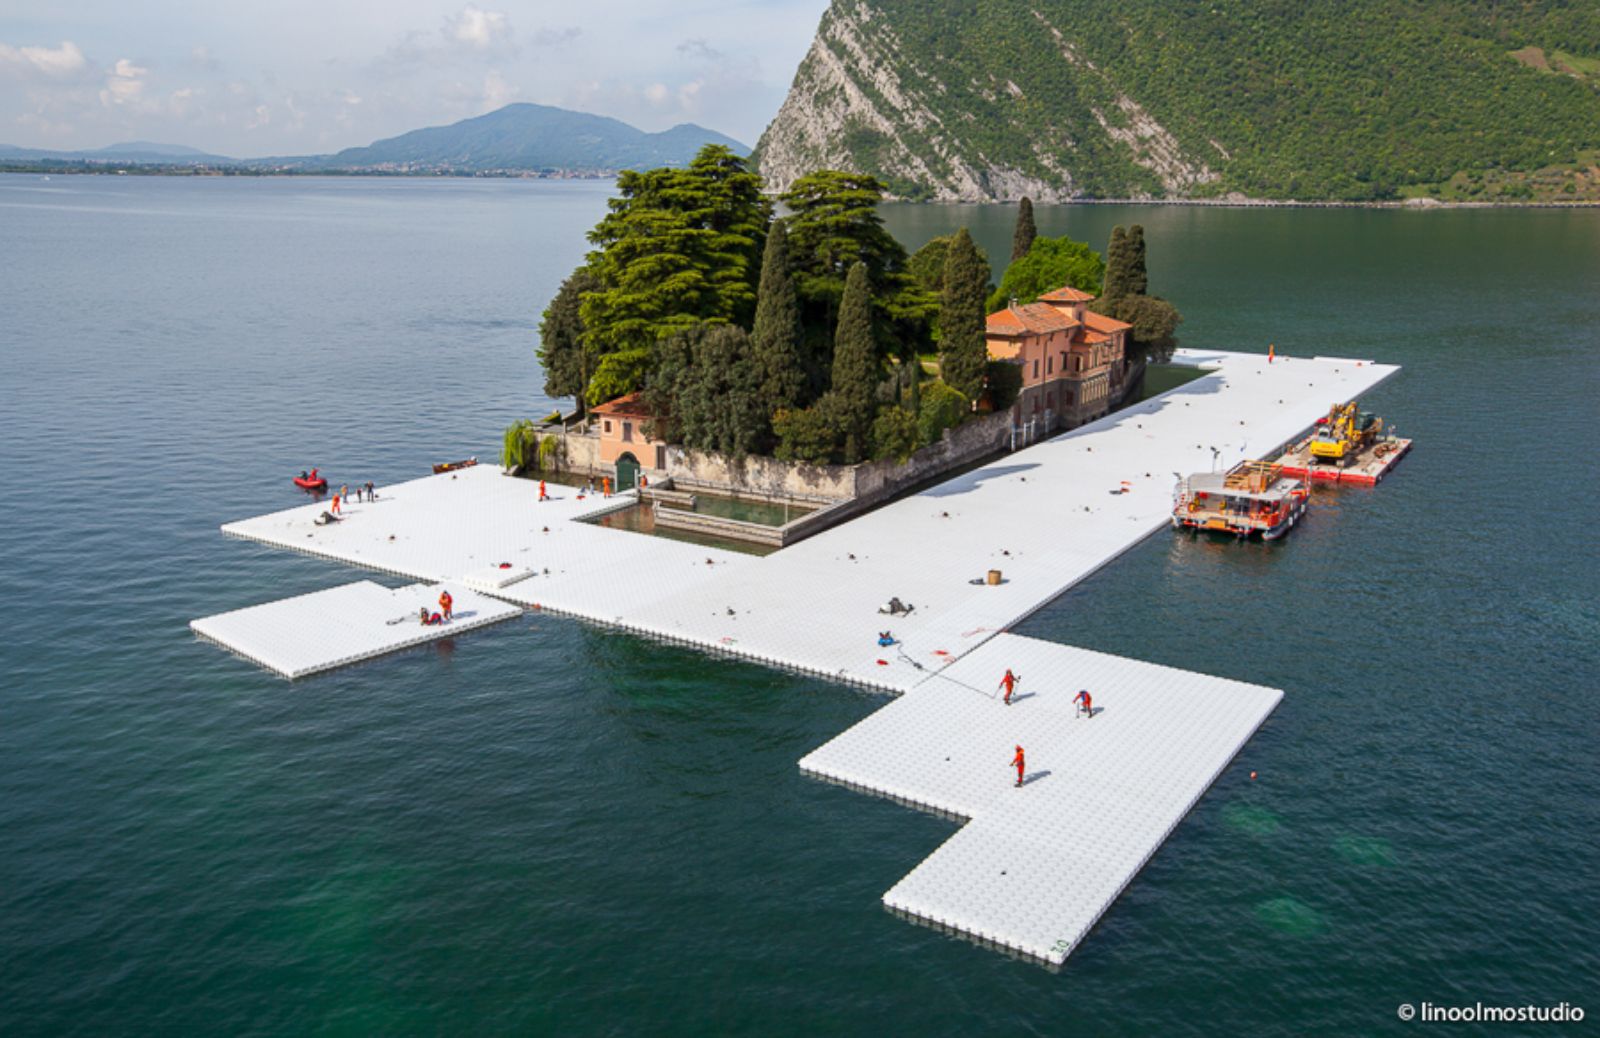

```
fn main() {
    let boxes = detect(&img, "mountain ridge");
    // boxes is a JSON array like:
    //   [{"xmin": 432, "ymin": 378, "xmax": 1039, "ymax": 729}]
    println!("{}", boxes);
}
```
[
  {"xmin": 755, "ymin": 0, "xmax": 1600, "ymax": 202},
  {"xmin": 0, "ymin": 104, "xmax": 746, "ymax": 173}
]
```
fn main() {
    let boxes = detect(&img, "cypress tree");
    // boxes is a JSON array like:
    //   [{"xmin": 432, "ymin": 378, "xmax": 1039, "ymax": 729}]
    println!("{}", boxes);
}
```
[
  {"xmin": 1101, "ymin": 225, "xmax": 1131, "ymax": 303},
  {"xmin": 750, "ymin": 220, "xmax": 806, "ymax": 413},
  {"xmin": 1125, "ymin": 224, "xmax": 1149, "ymax": 297},
  {"xmin": 939, "ymin": 228, "xmax": 989, "ymax": 402},
  {"xmin": 831, "ymin": 262, "xmax": 880, "ymax": 463},
  {"xmin": 1011, "ymin": 196, "xmax": 1037, "ymax": 261}
]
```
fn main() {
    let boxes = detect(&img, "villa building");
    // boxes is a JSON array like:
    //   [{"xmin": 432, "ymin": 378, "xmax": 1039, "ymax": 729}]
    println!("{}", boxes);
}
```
[
  {"xmin": 589, "ymin": 391, "xmax": 667, "ymax": 489},
  {"xmin": 985, "ymin": 286, "xmax": 1132, "ymax": 435}
]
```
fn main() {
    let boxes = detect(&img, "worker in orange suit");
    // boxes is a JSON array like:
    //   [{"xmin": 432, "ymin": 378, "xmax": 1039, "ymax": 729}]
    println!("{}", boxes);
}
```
[
  {"xmin": 1012, "ymin": 745, "xmax": 1025, "ymax": 788},
  {"xmin": 539, "ymin": 480, "xmax": 548, "ymax": 502},
  {"xmin": 1074, "ymin": 689, "xmax": 1093, "ymax": 719},
  {"xmin": 603, "ymin": 475, "xmax": 612, "ymax": 498},
  {"xmin": 999, "ymin": 668, "xmax": 1017, "ymax": 706},
  {"xmin": 330, "ymin": 493, "xmax": 341, "ymax": 515},
  {"xmin": 439, "ymin": 589, "xmax": 453, "ymax": 621}
]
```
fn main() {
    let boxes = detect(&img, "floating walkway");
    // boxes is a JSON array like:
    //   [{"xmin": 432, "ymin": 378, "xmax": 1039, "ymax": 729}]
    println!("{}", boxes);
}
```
[
  {"xmin": 801, "ymin": 634, "xmax": 1281, "ymax": 967},
  {"xmin": 190, "ymin": 580, "xmax": 520, "ymax": 679},
  {"xmin": 201, "ymin": 349, "xmax": 1399, "ymax": 965}
]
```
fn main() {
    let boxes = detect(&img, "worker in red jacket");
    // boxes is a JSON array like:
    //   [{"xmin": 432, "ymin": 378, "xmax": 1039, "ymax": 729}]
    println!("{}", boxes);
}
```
[
  {"xmin": 438, "ymin": 589, "xmax": 453, "ymax": 621},
  {"xmin": 999, "ymin": 668, "xmax": 1017, "ymax": 705},
  {"xmin": 539, "ymin": 480, "xmax": 548, "ymax": 502},
  {"xmin": 1074, "ymin": 689, "xmax": 1093, "ymax": 719},
  {"xmin": 1011, "ymin": 745, "xmax": 1026, "ymax": 788}
]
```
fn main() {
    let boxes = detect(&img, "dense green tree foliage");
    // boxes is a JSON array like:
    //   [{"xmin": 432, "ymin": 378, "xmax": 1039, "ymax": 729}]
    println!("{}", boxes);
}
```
[
  {"xmin": 750, "ymin": 220, "xmax": 807, "ymax": 413},
  {"xmin": 536, "ymin": 268, "xmax": 597, "ymax": 416},
  {"xmin": 984, "ymin": 360, "xmax": 1022, "ymax": 411},
  {"xmin": 829, "ymin": 263, "xmax": 881, "ymax": 463},
  {"xmin": 577, "ymin": 145, "xmax": 769, "ymax": 400},
  {"xmin": 871, "ymin": 406, "xmax": 920, "ymax": 461},
  {"xmin": 1101, "ymin": 224, "xmax": 1181, "ymax": 364},
  {"xmin": 1101, "ymin": 227, "xmax": 1133, "ymax": 303},
  {"xmin": 779, "ymin": 169, "xmax": 929, "ymax": 385},
  {"xmin": 939, "ymin": 229, "xmax": 989, "ymax": 401},
  {"xmin": 1011, "ymin": 197, "xmax": 1036, "ymax": 261},
  {"xmin": 773, "ymin": 393, "xmax": 848, "ymax": 464},
  {"xmin": 767, "ymin": 1, "xmax": 1600, "ymax": 201},
  {"xmin": 646, "ymin": 324, "xmax": 770, "ymax": 459},
  {"xmin": 917, "ymin": 381, "xmax": 969, "ymax": 446},
  {"xmin": 988, "ymin": 235, "xmax": 1106, "ymax": 312}
]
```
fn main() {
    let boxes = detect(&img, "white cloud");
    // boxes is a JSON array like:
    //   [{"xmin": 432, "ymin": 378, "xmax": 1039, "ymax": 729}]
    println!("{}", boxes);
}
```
[
  {"xmin": 643, "ymin": 82, "xmax": 668, "ymax": 105},
  {"xmin": 447, "ymin": 6, "xmax": 511, "ymax": 51},
  {"xmin": 0, "ymin": 39, "xmax": 88, "ymax": 78},
  {"xmin": 99, "ymin": 58, "xmax": 149, "ymax": 108}
]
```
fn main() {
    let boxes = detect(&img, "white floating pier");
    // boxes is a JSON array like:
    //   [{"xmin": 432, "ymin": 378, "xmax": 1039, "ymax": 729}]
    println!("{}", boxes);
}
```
[
  {"xmin": 190, "ymin": 580, "xmax": 520, "ymax": 679},
  {"xmin": 203, "ymin": 349, "xmax": 1399, "ymax": 964},
  {"xmin": 801, "ymin": 634, "xmax": 1282, "ymax": 966}
]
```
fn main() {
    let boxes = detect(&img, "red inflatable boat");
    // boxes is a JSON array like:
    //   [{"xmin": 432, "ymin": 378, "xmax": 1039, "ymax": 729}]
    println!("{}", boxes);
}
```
[{"xmin": 294, "ymin": 470, "xmax": 327, "ymax": 491}]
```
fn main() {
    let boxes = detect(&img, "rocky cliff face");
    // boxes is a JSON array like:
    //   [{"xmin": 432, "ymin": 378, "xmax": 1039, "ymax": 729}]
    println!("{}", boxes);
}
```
[
  {"xmin": 755, "ymin": 1, "xmax": 1217, "ymax": 201},
  {"xmin": 756, "ymin": 0, "xmax": 1600, "ymax": 203}
]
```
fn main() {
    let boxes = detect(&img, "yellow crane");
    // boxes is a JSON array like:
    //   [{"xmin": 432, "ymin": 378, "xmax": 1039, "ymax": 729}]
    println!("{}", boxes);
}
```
[{"xmin": 1309, "ymin": 401, "xmax": 1383, "ymax": 466}]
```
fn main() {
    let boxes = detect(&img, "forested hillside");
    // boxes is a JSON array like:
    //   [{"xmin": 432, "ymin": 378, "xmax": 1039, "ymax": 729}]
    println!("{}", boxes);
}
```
[{"xmin": 755, "ymin": 0, "xmax": 1600, "ymax": 201}]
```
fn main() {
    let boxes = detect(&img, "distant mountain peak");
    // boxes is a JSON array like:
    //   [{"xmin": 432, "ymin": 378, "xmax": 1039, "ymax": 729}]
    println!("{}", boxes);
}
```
[{"xmin": 323, "ymin": 104, "xmax": 747, "ymax": 172}]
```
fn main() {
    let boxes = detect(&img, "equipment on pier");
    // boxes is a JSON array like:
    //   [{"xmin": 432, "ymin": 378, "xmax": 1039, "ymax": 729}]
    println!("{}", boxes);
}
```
[{"xmin": 1309, "ymin": 402, "xmax": 1383, "ymax": 467}]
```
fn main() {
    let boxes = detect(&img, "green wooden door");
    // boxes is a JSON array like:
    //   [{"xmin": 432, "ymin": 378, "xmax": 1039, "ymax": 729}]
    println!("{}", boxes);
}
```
[{"xmin": 615, "ymin": 453, "xmax": 640, "ymax": 491}]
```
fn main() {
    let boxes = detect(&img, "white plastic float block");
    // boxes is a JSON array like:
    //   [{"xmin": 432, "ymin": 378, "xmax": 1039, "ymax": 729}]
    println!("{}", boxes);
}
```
[
  {"xmin": 803, "ymin": 634, "xmax": 1282, "ymax": 966},
  {"xmin": 190, "ymin": 580, "xmax": 520, "ymax": 679}
]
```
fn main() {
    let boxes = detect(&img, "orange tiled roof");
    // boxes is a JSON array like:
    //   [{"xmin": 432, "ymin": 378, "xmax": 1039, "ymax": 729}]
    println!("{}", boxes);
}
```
[
  {"xmin": 1038, "ymin": 286, "xmax": 1097, "ymax": 304},
  {"xmin": 1082, "ymin": 309, "xmax": 1132, "ymax": 334},
  {"xmin": 1082, "ymin": 330, "xmax": 1111, "ymax": 345},
  {"xmin": 985, "ymin": 302, "xmax": 1078, "ymax": 336},
  {"xmin": 591, "ymin": 391, "xmax": 652, "ymax": 419}
]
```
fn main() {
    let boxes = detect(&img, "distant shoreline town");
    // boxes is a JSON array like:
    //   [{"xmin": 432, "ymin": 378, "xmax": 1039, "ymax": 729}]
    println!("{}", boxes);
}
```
[{"xmin": 8, "ymin": 163, "xmax": 1598, "ymax": 210}]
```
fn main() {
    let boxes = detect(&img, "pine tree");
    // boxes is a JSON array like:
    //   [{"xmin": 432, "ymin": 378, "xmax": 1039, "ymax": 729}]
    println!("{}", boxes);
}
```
[
  {"xmin": 537, "ymin": 267, "xmax": 597, "ymax": 416},
  {"xmin": 1011, "ymin": 196, "xmax": 1037, "ymax": 261},
  {"xmin": 779, "ymin": 169, "xmax": 927, "ymax": 391},
  {"xmin": 1125, "ymin": 224, "xmax": 1149, "ymax": 297},
  {"xmin": 830, "ymin": 262, "xmax": 880, "ymax": 463},
  {"xmin": 750, "ymin": 220, "xmax": 806, "ymax": 414},
  {"xmin": 939, "ymin": 228, "xmax": 988, "ymax": 401},
  {"xmin": 1101, "ymin": 225, "xmax": 1131, "ymax": 303},
  {"xmin": 579, "ymin": 144, "xmax": 770, "ymax": 386}
]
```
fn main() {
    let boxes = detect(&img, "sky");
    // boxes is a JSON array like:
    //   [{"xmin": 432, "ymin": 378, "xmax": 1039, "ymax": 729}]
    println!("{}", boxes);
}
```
[{"xmin": 0, "ymin": 0, "xmax": 831, "ymax": 156}]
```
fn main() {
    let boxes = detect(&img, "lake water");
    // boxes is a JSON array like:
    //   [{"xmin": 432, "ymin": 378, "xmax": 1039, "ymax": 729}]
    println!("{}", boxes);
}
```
[{"xmin": 2, "ymin": 175, "xmax": 1596, "ymax": 1035}]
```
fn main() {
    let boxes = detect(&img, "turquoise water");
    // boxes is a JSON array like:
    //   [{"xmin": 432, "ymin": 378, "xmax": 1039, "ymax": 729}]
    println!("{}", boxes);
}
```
[{"xmin": 3, "ymin": 176, "xmax": 1597, "ymax": 1035}]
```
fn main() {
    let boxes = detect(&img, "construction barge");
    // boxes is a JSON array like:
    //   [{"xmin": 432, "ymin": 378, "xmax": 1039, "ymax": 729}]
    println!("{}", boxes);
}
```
[
  {"xmin": 1173, "ymin": 460, "xmax": 1309, "ymax": 540},
  {"xmin": 1273, "ymin": 401, "xmax": 1412, "ymax": 485},
  {"xmin": 1275, "ymin": 434, "xmax": 1412, "ymax": 485}
]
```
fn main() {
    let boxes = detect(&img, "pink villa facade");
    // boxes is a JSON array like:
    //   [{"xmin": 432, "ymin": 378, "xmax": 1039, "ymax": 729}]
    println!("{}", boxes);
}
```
[
  {"xmin": 588, "ymin": 392, "xmax": 667, "ymax": 486},
  {"xmin": 985, "ymin": 286, "xmax": 1132, "ymax": 434}
]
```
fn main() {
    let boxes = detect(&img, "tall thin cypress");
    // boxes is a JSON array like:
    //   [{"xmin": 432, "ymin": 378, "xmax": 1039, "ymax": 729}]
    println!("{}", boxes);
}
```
[
  {"xmin": 1125, "ymin": 224, "xmax": 1149, "ymax": 297},
  {"xmin": 1101, "ymin": 225, "xmax": 1131, "ymax": 303},
  {"xmin": 751, "ymin": 220, "xmax": 806, "ymax": 412},
  {"xmin": 1011, "ymin": 196, "xmax": 1037, "ymax": 262},
  {"xmin": 940, "ymin": 228, "xmax": 989, "ymax": 401},
  {"xmin": 831, "ymin": 262, "xmax": 879, "ymax": 463}
]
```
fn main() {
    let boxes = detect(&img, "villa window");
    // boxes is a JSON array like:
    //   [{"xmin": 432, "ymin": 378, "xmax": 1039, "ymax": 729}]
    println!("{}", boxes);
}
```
[
  {"xmin": 603, "ymin": 420, "xmax": 612, "ymax": 434},
  {"xmin": 1032, "ymin": 359, "xmax": 1039, "ymax": 380},
  {"xmin": 1047, "ymin": 355, "xmax": 1053, "ymax": 375},
  {"xmin": 623, "ymin": 421, "xmax": 634, "ymax": 443}
]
